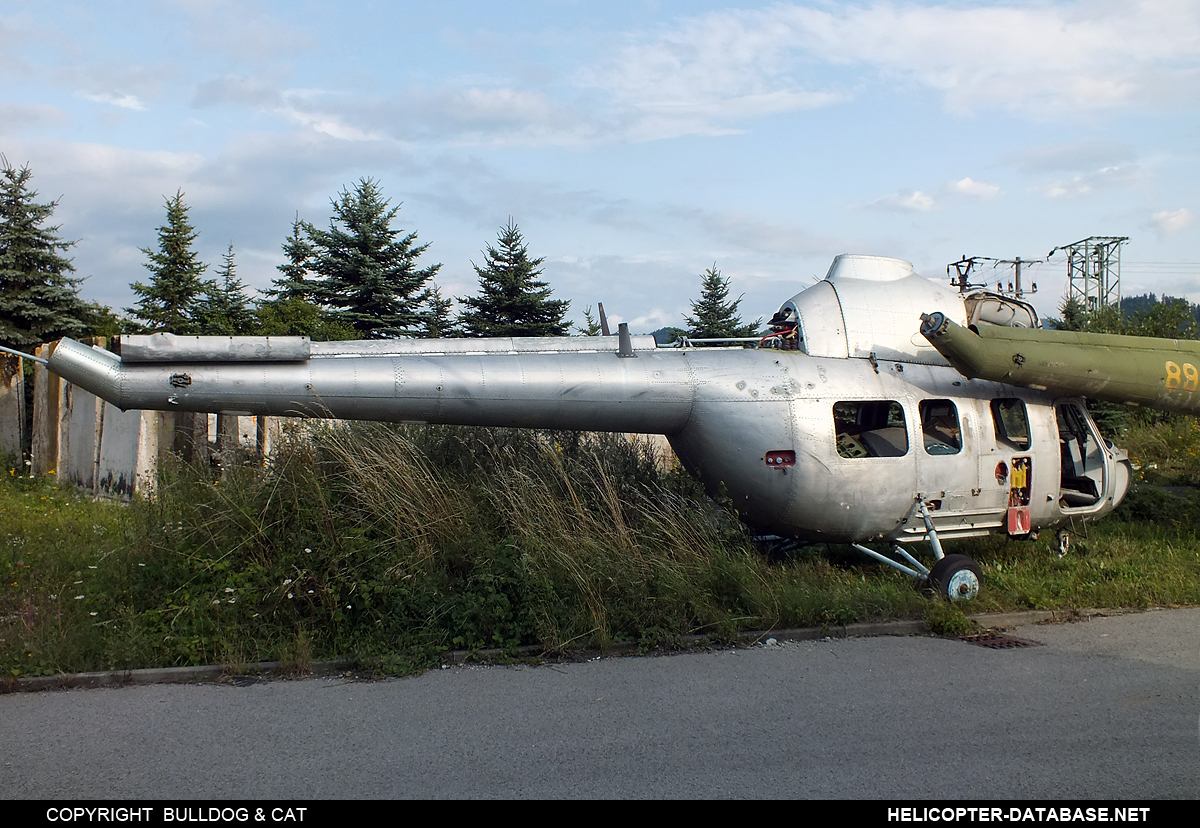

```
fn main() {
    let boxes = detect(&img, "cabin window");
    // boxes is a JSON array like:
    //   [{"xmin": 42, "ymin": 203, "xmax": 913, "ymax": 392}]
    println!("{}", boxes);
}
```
[
  {"xmin": 833, "ymin": 401, "xmax": 909, "ymax": 458},
  {"xmin": 991, "ymin": 398, "xmax": 1031, "ymax": 450},
  {"xmin": 920, "ymin": 399, "xmax": 962, "ymax": 455}
]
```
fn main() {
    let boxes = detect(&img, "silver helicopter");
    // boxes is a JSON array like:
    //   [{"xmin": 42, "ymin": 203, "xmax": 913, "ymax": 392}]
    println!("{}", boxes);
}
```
[{"xmin": 41, "ymin": 254, "xmax": 1133, "ymax": 601}]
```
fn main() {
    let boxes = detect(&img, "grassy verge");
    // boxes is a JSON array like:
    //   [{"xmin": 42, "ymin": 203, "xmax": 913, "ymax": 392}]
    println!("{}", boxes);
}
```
[{"xmin": 2, "ymin": 423, "xmax": 1198, "ymax": 680}]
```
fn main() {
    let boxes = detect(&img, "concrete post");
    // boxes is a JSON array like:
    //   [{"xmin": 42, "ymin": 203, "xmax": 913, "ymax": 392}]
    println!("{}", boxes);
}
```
[
  {"xmin": 170, "ymin": 411, "xmax": 210, "ymax": 466},
  {"xmin": 95, "ymin": 404, "xmax": 162, "ymax": 499},
  {"xmin": 59, "ymin": 379, "xmax": 105, "ymax": 489},
  {"xmin": 216, "ymin": 412, "xmax": 239, "ymax": 472},
  {"xmin": 31, "ymin": 343, "xmax": 61, "ymax": 476},
  {"xmin": 0, "ymin": 354, "xmax": 24, "ymax": 461}
]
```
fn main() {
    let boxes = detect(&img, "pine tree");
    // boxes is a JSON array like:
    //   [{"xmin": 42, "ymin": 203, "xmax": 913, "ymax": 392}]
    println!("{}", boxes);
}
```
[
  {"xmin": 305, "ymin": 178, "xmax": 440, "ymax": 339},
  {"xmin": 254, "ymin": 296, "xmax": 357, "ymax": 341},
  {"xmin": 578, "ymin": 305, "xmax": 603, "ymax": 336},
  {"xmin": 78, "ymin": 302, "xmax": 127, "ymax": 340},
  {"xmin": 683, "ymin": 266, "xmax": 760, "ymax": 339},
  {"xmin": 127, "ymin": 190, "xmax": 208, "ymax": 333},
  {"xmin": 267, "ymin": 215, "xmax": 317, "ymax": 302},
  {"xmin": 197, "ymin": 244, "xmax": 255, "ymax": 335},
  {"xmin": 458, "ymin": 220, "xmax": 569, "ymax": 337},
  {"xmin": 423, "ymin": 283, "xmax": 457, "ymax": 338},
  {"xmin": 1055, "ymin": 295, "xmax": 1121, "ymax": 334},
  {"xmin": 0, "ymin": 159, "xmax": 88, "ymax": 350}
]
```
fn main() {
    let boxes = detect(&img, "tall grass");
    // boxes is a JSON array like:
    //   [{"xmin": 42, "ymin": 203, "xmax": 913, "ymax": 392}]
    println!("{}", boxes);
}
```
[
  {"xmin": 4, "ymin": 424, "xmax": 829, "ymax": 676},
  {"xmin": 1119, "ymin": 415, "xmax": 1200, "ymax": 486},
  {"xmin": 3, "ymin": 420, "xmax": 1198, "ymax": 680}
]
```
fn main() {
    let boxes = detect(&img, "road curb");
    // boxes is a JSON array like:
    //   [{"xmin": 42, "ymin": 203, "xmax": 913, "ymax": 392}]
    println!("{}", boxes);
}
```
[
  {"xmin": 442, "ymin": 608, "xmax": 1084, "ymax": 664},
  {"xmin": 1, "ymin": 660, "xmax": 349, "ymax": 694},
  {"xmin": 1, "ymin": 607, "xmax": 1094, "ymax": 693}
]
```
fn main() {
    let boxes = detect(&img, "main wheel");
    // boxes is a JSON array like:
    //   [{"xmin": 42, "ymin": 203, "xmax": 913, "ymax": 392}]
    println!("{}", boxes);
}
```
[{"xmin": 926, "ymin": 554, "xmax": 982, "ymax": 601}]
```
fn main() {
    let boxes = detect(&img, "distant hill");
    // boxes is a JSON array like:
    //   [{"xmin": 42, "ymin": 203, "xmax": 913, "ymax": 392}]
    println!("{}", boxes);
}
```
[{"xmin": 1120, "ymin": 293, "xmax": 1200, "ymax": 325}]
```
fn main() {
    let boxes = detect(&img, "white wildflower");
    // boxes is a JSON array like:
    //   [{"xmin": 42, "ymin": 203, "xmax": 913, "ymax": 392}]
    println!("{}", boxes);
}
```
[{"xmin": 74, "ymin": 595, "xmax": 84, "ymax": 600}]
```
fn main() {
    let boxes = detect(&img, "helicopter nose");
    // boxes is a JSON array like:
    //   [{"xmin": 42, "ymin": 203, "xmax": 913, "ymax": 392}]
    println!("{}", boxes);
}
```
[{"xmin": 1111, "ymin": 455, "xmax": 1133, "ymax": 508}]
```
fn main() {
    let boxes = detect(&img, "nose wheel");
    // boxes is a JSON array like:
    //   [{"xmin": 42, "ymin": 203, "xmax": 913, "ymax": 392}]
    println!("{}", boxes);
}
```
[
  {"xmin": 1056, "ymin": 529, "xmax": 1070, "ymax": 558},
  {"xmin": 849, "ymin": 500, "xmax": 984, "ymax": 600},
  {"xmin": 926, "ymin": 553, "xmax": 983, "ymax": 602}
]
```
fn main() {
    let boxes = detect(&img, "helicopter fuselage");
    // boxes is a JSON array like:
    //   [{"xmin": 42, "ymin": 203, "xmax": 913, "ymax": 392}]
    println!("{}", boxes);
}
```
[{"xmin": 46, "ymin": 335, "xmax": 1130, "ymax": 548}]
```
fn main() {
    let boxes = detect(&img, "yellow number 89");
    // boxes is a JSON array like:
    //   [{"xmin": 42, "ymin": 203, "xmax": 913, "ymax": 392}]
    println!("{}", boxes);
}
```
[{"xmin": 1165, "ymin": 361, "xmax": 1199, "ymax": 391}]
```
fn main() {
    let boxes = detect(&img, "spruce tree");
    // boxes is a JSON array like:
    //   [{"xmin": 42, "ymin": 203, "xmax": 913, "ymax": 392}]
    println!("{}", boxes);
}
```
[
  {"xmin": 266, "ymin": 215, "xmax": 317, "ymax": 302},
  {"xmin": 197, "ymin": 244, "xmax": 255, "ymax": 335},
  {"xmin": 683, "ymin": 266, "xmax": 760, "ymax": 339},
  {"xmin": 578, "ymin": 305, "xmax": 604, "ymax": 336},
  {"xmin": 458, "ymin": 220, "xmax": 569, "ymax": 337},
  {"xmin": 254, "ymin": 297, "xmax": 357, "ymax": 341},
  {"xmin": 0, "ymin": 159, "xmax": 88, "ymax": 350},
  {"xmin": 305, "ymin": 178, "xmax": 440, "ymax": 339},
  {"xmin": 127, "ymin": 190, "xmax": 208, "ymax": 333},
  {"xmin": 423, "ymin": 283, "xmax": 457, "ymax": 338}
]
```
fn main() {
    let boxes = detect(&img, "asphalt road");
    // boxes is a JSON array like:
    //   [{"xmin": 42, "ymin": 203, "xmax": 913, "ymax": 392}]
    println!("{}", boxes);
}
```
[{"xmin": 2, "ymin": 608, "xmax": 1197, "ymax": 799}]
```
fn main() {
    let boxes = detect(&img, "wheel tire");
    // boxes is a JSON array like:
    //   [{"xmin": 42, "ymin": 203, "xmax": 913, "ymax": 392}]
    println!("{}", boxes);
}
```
[{"xmin": 926, "ymin": 554, "xmax": 982, "ymax": 602}]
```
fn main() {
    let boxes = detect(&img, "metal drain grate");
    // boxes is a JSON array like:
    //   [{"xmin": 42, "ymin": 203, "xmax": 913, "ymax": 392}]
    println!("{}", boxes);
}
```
[{"xmin": 960, "ymin": 631, "xmax": 1042, "ymax": 649}]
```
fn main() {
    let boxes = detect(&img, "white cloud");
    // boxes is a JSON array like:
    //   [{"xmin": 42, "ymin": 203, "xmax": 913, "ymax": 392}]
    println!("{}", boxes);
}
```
[
  {"xmin": 868, "ymin": 190, "xmax": 935, "ymax": 212},
  {"xmin": 577, "ymin": 9, "xmax": 844, "ymax": 140},
  {"xmin": 670, "ymin": 206, "xmax": 850, "ymax": 257},
  {"xmin": 0, "ymin": 103, "xmax": 69, "ymax": 131},
  {"xmin": 276, "ymin": 103, "xmax": 384, "ymax": 143},
  {"xmin": 1003, "ymin": 141, "xmax": 1136, "ymax": 173},
  {"xmin": 1041, "ymin": 165, "xmax": 1145, "ymax": 198},
  {"xmin": 580, "ymin": 0, "xmax": 1200, "ymax": 132},
  {"xmin": 1150, "ymin": 208, "xmax": 1196, "ymax": 237},
  {"xmin": 192, "ymin": 75, "xmax": 285, "ymax": 109},
  {"xmin": 949, "ymin": 177, "xmax": 1001, "ymax": 199},
  {"xmin": 167, "ymin": 0, "xmax": 313, "ymax": 58},
  {"xmin": 410, "ymin": 86, "xmax": 594, "ymax": 147},
  {"xmin": 53, "ymin": 59, "xmax": 173, "ymax": 111},
  {"xmin": 80, "ymin": 92, "xmax": 146, "ymax": 111},
  {"xmin": 165, "ymin": 3, "xmax": 1200, "ymax": 149}
]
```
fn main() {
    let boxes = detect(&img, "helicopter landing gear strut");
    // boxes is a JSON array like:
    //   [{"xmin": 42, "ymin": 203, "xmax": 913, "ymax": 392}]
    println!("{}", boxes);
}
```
[{"xmin": 850, "ymin": 502, "xmax": 982, "ymax": 601}]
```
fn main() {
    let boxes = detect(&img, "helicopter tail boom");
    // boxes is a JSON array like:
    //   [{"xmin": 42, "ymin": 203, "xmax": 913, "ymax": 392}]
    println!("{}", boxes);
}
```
[{"xmin": 45, "ymin": 335, "xmax": 698, "ymax": 434}]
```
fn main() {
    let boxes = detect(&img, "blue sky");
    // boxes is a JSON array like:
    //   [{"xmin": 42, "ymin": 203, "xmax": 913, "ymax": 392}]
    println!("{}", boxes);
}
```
[{"xmin": 2, "ymin": 0, "xmax": 1198, "ymax": 332}]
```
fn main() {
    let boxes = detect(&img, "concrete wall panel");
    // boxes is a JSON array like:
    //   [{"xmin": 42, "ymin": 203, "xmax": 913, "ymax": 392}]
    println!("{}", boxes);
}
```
[{"xmin": 0, "ymin": 355, "xmax": 24, "ymax": 459}]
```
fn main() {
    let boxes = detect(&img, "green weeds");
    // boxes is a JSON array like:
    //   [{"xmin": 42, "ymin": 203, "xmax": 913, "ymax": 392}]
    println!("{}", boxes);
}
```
[{"xmin": 2, "ymin": 422, "xmax": 1198, "ymax": 679}]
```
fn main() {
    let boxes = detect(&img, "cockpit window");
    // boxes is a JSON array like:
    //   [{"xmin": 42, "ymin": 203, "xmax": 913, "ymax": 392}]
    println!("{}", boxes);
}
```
[
  {"xmin": 834, "ymin": 401, "xmax": 909, "ymax": 458},
  {"xmin": 762, "ymin": 304, "xmax": 804, "ymax": 351},
  {"xmin": 991, "ymin": 398, "xmax": 1031, "ymax": 450},
  {"xmin": 920, "ymin": 399, "xmax": 962, "ymax": 455}
]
